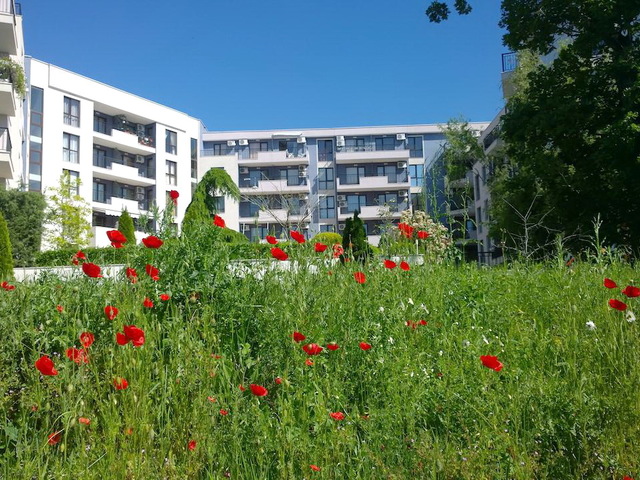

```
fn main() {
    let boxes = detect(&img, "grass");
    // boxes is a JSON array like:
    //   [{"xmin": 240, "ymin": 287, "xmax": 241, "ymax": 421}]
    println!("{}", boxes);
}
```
[{"xmin": 0, "ymin": 227, "xmax": 639, "ymax": 479}]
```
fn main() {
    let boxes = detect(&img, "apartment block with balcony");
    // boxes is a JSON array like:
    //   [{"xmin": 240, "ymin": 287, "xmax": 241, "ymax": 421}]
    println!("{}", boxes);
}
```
[
  {"xmin": 0, "ymin": 0, "xmax": 23, "ymax": 186},
  {"xmin": 201, "ymin": 125, "xmax": 486, "ymax": 245},
  {"xmin": 24, "ymin": 58, "xmax": 203, "ymax": 247}
]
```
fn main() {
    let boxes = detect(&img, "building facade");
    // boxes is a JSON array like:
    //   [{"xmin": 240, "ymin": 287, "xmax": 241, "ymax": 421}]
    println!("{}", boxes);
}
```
[
  {"xmin": 201, "ymin": 125, "xmax": 485, "ymax": 245},
  {"xmin": 23, "ymin": 58, "xmax": 203, "ymax": 247},
  {"xmin": 0, "ymin": 0, "xmax": 24, "ymax": 187}
]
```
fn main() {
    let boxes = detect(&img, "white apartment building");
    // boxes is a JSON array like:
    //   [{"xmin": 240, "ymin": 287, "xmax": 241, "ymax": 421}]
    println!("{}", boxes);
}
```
[
  {"xmin": 0, "ymin": 0, "xmax": 24, "ymax": 187},
  {"xmin": 201, "ymin": 125, "xmax": 486, "ymax": 245},
  {"xmin": 23, "ymin": 58, "xmax": 203, "ymax": 247}
]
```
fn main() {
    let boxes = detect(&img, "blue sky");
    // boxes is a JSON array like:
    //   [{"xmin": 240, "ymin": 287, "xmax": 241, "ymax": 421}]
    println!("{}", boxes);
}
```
[{"xmin": 24, "ymin": 0, "xmax": 506, "ymax": 130}]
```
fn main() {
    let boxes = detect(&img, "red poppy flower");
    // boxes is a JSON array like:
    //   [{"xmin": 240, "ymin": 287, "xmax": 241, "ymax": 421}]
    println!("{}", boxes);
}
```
[
  {"xmin": 419, "ymin": 320, "xmax": 427, "ymax": 326},
  {"xmin": 104, "ymin": 305, "xmax": 119, "ymax": 321},
  {"xmin": 116, "ymin": 332, "xmax": 128, "ymax": 345},
  {"xmin": 292, "ymin": 331, "xmax": 306, "ymax": 342},
  {"xmin": 609, "ymin": 299, "xmax": 628, "ymax": 311},
  {"xmin": 121, "ymin": 325, "xmax": 145, "ymax": 347},
  {"xmin": 480, "ymin": 355, "xmax": 503, "ymax": 372},
  {"xmin": 145, "ymin": 264, "xmax": 160, "ymax": 281},
  {"xmin": 310, "ymin": 465, "xmax": 321, "ymax": 472},
  {"xmin": 126, "ymin": 267, "xmax": 138, "ymax": 283},
  {"xmin": 0, "ymin": 281, "xmax": 15, "ymax": 291},
  {"xmin": 169, "ymin": 190, "xmax": 179, "ymax": 205},
  {"xmin": 406, "ymin": 321, "xmax": 417, "ymax": 329},
  {"xmin": 56, "ymin": 305, "xmax": 64, "ymax": 313},
  {"xmin": 622, "ymin": 285, "xmax": 640, "ymax": 298},
  {"xmin": 329, "ymin": 412, "xmax": 345, "ymax": 421},
  {"xmin": 48, "ymin": 431, "xmax": 62, "ymax": 445},
  {"xmin": 239, "ymin": 384, "xmax": 246, "ymax": 392},
  {"xmin": 266, "ymin": 235, "xmax": 278, "ymax": 245},
  {"xmin": 107, "ymin": 230, "xmax": 127, "ymax": 244},
  {"xmin": 219, "ymin": 409, "xmax": 229, "ymax": 416},
  {"xmin": 72, "ymin": 250, "xmax": 86, "ymax": 265},
  {"xmin": 384, "ymin": 260, "xmax": 396, "ymax": 269},
  {"xmin": 113, "ymin": 377, "xmax": 129, "ymax": 390},
  {"xmin": 188, "ymin": 440, "xmax": 197, "ymax": 451},
  {"xmin": 315, "ymin": 242, "xmax": 328, "ymax": 253},
  {"xmin": 290, "ymin": 230, "xmax": 305, "ymax": 243},
  {"xmin": 35, "ymin": 356, "xmax": 58, "ymax": 376},
  {"xmin": 305, "ymin": 358, "xmax": 314, "ymax": 366},
  {"xmin": 142, "ymin": 235, "xmax": 163, "ymax": 249},
  {"xmin": 66, "ymin": 347, "xmax": 88, "ymax": 364},
  {"xmin": 332, "ymin": 244, "xmax": 344, "ymax": 258},
  {"xmin": 354, "ymin": 272, "xmax": 366, "ymax": 284},
  {"xmin": 82, "ymin": 262, "xmax": 103, "ymax": 278},
  {"xmin": 275, "ymin": 377, "xmax": 282, "ymax": 385},
  {"xmin": 271, "ymin": 247, "xmax": 288, "ymax": 261},
  {"xmin": 603, "ymin": 278, "xmax": 617, "ymax": 289},
  {"xmin": 622, "ymin": 476, "xmax": 634, "ymax": 480},
  {"xmin": 398, "ymin": 222, "xmax": 414, "ymax": 238},
  {"xmin": 417, "ymin": 230, "xmax": 429, "ymax": 239},
  {"xmin": 400, "ymin": 261, "xmax": 410, "ymax": 271},
  {"xmin": 326, "ymin": 343, "xmax": 340, "ymax": 351},
  {"xmin": 213, "ymin": 215, "xmax": 226, "ymax": 228},
  {"xmin": 302, "ymin": 343, "xmax": 323, "ymax": 355},
  {"xmin": 359, "ymin": 342, "xmax": 372, "ymax": 351},
  {"xmin": 143, "ymin": 297, "xmax": 154, "ymax": 308},
  {"xmin": 79, "ymin": 332, "xmax": 94, "ymax": 348},
  {"xmin": 78, "ymin": 417, "xmax": 91, "ymax": 425},
  {"xmin": 159, "ymin": 293, "xmax": 170, "ymax": 301},
  {"xmin": 250, "ymin": 384, "xmax": 268, "ymax": 396}
]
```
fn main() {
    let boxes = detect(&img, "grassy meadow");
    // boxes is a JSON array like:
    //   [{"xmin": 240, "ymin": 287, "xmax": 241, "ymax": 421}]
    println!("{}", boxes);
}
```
[{"xmin": 0, "ymin": 227, "xmax": 639, "ymax": 479}]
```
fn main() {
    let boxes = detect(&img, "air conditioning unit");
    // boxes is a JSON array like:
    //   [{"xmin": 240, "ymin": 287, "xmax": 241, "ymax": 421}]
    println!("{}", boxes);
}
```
[
  {"xmin": 336, "ymin": 136, "xmax": 345, "ymax": 147},
  {"xmin": 336, "ymin": 195, "xmax": 347, "ymax": 202},
  {"xmin": 227, "ymin": 140, "xmax": 237, "ymax": 147},
  {"xmin": 338, "ymin": 201, "xmax": 347, "ymax": 208},
  {"xmin": 397, "ymin": 161, "xmax": 407, "ymax": 169},
  {"xmin": 136, "ymin": 193, "xmax": 145, "ymax": 201},
  {"xmin": 396, "ymin": 133, "xmax": 406, "ymax": 141},
  {"xmin": 136, "ymin": 186, "xmax": 145, "ymax": 195},
  {"xmin": 298, "ymin": 169, "xmax": 307, "ymax": 178},
  {"xmin": 136, "ymin": 124, "xmax": 145, "ymax": 137},
  {"xmin": 338, "ymin": 224, "xmax": 345, "ymax": 231},
  {"xmin": 239, "ymin": 139, "xmax": 249, "ymax": 146},
  {"xmin": 239, "ymin": 167, "xmax": 249, "ymax": 174},
  {"xmin": 136, "ymin": 155, "xmax": 145, "ymax": 164},
  {"xmin": 297, "ymin": 136, "xmax": 306, "ymax": 144}
]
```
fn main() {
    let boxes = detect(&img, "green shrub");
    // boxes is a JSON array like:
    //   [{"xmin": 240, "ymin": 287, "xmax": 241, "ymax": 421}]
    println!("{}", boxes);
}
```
[
  {"xmin": 34, "ymin": 246, "xmax": 140, "ymax": 267},
  {"xmin": 310, "ymin": 232, "xmax": 342, "ymax": 245},
  {"xmin": 0, "ymin": 212, "xmax": 13, "ymax": 280},
  {"xmin": 342, "ymin": 211, "xmax": 372, "ymax": 263},
  {"xmin": 118, "ymin": 209, "xmax": 136, "ymax": 245},
  {"xmin": 0, "ymin": 189, "xmax": 46, "ymax": 267}
]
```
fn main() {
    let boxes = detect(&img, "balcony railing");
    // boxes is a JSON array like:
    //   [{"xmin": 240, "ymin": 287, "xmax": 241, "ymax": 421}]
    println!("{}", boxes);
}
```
[
  {"xmin": 337, "ymin": 144, "xmax": 403, "ymax": 153},
  {"xmin": 483, "ymin": 122, "xmax": 501, "ymax": 150},
  {"xmin": 93, "ymin": 154, "xmax": 154, "ymax": 179},
  {"xmin": 0, "ymin": 0, "xmax": 20, "ymax": 14},
  {"xmin": 340, "ymin": 172, "xmax": 408, "ymax": 185},
  {"xmin": 0, "ymin": 127, "xmax": 11, "ymax": 151},
  {"xmin": 502, "ymin": 52, "xmax": 518, "ymax": 73}
]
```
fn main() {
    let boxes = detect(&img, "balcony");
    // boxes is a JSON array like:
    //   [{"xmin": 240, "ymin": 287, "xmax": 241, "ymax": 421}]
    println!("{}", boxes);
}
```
[
  {"xmin": 92, "ymin": 196, "xmax": 147, "ymax": 216},
  {"xmin": 336, "ymin": 174, "xmax": 409, "ymax": 192},
  {"xmin": 255, "ymin": 209, "xmax": 308, "ymax": 223},
  {"xmin": 338, "ymin": 204, "xmax": 405, "ymax": 221},
  {"xmin": 238, "ymin": 149, "xmax": 308, "ymax": 167},
  {"xmin": 0, "ymin": 126, "xmax": 12, "ymax": 179},
  {"xmin": 0, "ymin": 1, "xmax": 20, "ymax": 55},
  {"xmin": 93, "ymin": 128, "xmax": 155, "ymax": 156},
  {"xmin": 239, "ymin": 178, "xmax": 310, "ymax": 195},
  {"xmin": 0, "ymin": 80, "xmax": 14, "ymax": 115},
  {"xmin": 93, "ymin": 162, "xmax": 155, "ymax": 187},
  {"xmin": 336, "ymin": 145, "xmax": 410, "ymax": 164}
]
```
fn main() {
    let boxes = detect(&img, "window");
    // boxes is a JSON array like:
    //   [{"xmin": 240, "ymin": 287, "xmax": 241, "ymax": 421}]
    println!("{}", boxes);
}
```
[
  {"xmin": 345, "ymin": 137, "xmax": 365, "ymax": 152},
  {"xmin": 249, "ymin": 141, "xmax": 269, "ymax": 159},
  {"xmin": 377, "ymin": 193, "xmax": 398, "ymax": 209},
  {"xmin": 165, "ymin": 130, "xmax": 177, "ymax": 155},
  {"xmin": 213, "ymin": 196, "xmax": 225, "ymax": 213},
  {"xmin": 63, "ymin": 133, "xmax": 79, "ymax": 163},
  {"xmin": 320, "ymin": 196, "xmax": 335, "ymax": 219},
  {"xmin": 318, "ymin": 168, "xmax": 334, "ymax": 190},
  {"xmin": 320, "ymin": 224, "xmax": 336, "ymax": 233},
  {"xmin": 407, "ymin": 136, "xmax": 423, "ymax": 158},
  {"xmin": 191, "ymin": 138, "xmax": 198, "ymax": 178},
  {"xmin": 29, "ymin": 87, "xmax": 44, "ymax": 192},
  {"xmin": 344, "ymin": 166, "xmax": 364, "ymax": 185},
  {"xmin": 93, "ymin": 147, "xmax": 107, "ymax": 168},
  {"xmin": 376, "ymin": 165, "xmax": 396, "ymax": 181},
  {"xmin": 477, "ymin": 207, "xmax": 483, "ymax": 233},
  {"xmin": 375, "ymin": 137, "xmax": 395, "ymax": 151},
  {"xmin": 93, "ymin": 113, "xmax": 107, "ymax": 134},
  {"xmin": 318, "ymin": 139, "xmax": 334, "ymax": 162},
  {"xmin": 93, "ymin": 181, "xmax": 106, "ymax": 203},
  {"xmin": 166, "ymin": 160, "xmax": 177, "ymax": 185},
  {"xmin": 281, "ymin": 168, "xmax": 305, "ymax": 186},
  {"xmin": 63, "ymin": 169, "xmax": 80, "ymax": 195},
  {"xmin": 409, "ymin": 164, "xmax": 424, "ymax": 187},
  {"xmin": 239, "ymin": 201, "xmax": 260, "ymax": 218},
  {"xmin": 346, "ymin": 195, "xmax": 367, "ymax": 213},
  {"xmin": 63, "ymin": 97, "xmax": 80, "ymax": 127}
]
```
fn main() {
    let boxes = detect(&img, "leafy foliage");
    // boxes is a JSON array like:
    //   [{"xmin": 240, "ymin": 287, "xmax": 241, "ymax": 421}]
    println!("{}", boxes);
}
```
[
  {"xmin": 0, "ymin": 212, "xmax": 13, "ymax": 280},
  {"xmin": 440, "ymin": 117, "xmax": 485, "ymax": 180},
  {"xmin": 183, "ymin": 169, "xmax": 239, "ymax": 233},
  {"xmin": 0, "ymin": 189, "xmax": 46, "ymax": 267},
  {"xmin": 425, "ymin": 0, "xmax": 472, "ymax": 23},
  {"xmin": 44, "ymin": 173, "xmax": 92, "ymax": 250},
  {"xmin": 310, "ymin": 232, "xmax": 342, "ymax": 245},
  {"xmin": 118, "ymin": 209, "xmax": 136, "ymax": 246},
  {"xmin": 0, "ymin": 57, "xmax": 26, "ymax": 98},
  {"xmin": 341, "ymin": 211, "xmax": 372, "ymax": 263}
]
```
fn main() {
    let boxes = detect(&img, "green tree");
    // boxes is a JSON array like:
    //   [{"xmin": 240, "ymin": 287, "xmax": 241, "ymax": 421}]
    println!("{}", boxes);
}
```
[
  {"xmin": 0, "ymin": 211, "xmax": 13, "ymax": 280},
  {"xmin": 0, "ymin": 189, "xmax": 46, "ymax": 267},
  {"xmin": 118, "ymin": 209, "xmax": 136, "ymax": 245},
  {"xmin": 44, "ymin": 172, "xmax": 92, "ymax": 250},
  {"xmin": 183, "ymin": 168, "xmax": 240, "ymax": 233},
  {"xmin": 441, "ymin": 117, "xmax": 485, "ymax": 180},
  {"xmin": 341, "ymin": 211, "xmax": 371, "ymax": 263},
  {"xmin": 425, "ymin": 0, "xmax": 472, "ymax": 23}
]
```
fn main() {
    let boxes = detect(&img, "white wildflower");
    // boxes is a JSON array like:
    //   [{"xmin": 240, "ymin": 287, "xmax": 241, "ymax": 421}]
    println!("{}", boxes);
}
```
[
  {"xmin": 379, "ymin": 306, "xmax": 385, "ymax": 313},
  {"xmin": 408, "ymin": 298, "xmax": 414, "ymax": 305},
  {"xmin": 626, "ymin": 311, "xmax": 636, "ymax": 323},
  {"xmin": 586, "ymin": 321, "xmax": 596, "ymax": 330}
]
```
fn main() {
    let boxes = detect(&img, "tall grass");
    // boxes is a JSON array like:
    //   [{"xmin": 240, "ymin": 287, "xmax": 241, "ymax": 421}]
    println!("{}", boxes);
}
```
[{"xmin": 0, "ymin": 226, "xmax": 638, "ymax": 479}]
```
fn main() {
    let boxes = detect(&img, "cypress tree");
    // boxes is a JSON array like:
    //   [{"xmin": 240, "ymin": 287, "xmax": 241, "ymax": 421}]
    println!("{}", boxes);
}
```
[
  {"xmin": 341, "ymin": 211, "xmax": 371, "ymax": 263},
  {"xmin": 118, "ymin": 209, "xmax": 136, "ymax": 245},
  {"xmin": 0, "ymin": 211, "xmax": 14, "ymax": 280}
]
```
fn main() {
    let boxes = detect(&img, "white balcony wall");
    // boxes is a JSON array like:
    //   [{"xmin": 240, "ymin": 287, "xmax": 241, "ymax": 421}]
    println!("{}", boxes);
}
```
[{"xmin": 337, "ymin": 175, "xmax": 409, "ymax": 192}]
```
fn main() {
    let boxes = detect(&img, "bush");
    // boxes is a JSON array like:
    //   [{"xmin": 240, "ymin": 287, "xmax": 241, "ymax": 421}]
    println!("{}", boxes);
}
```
[
  {"xmin": 0, "ymin": 189, "xmax": 46, "ymax": 267},
  {"xmin": 342, "ymin": 211, "xmax": 372, "ymax": 263},
  {"xmin": 310, "ymin": 232, "xmax": 342, "ymax": 245},
  {"xmin": 34, "ymin": 246, "xmax": 139, "ymax": 267},
  {"xmin": 0, "ymin": 212, "xmax": 13, "ymax": 280}
]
